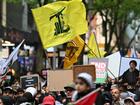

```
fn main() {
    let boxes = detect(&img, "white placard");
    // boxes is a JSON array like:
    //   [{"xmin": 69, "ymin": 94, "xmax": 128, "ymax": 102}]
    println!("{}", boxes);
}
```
[
  {"xmin": 119, "ymin": 57, "xmax": 140, "ymax": 76},
  {"xmin": 106, "ymin": 52, "xmax": 121, "ymax": 78}
]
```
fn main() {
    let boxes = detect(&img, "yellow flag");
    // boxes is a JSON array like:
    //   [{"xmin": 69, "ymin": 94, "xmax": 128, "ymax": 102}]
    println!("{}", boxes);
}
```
[
  {"xmin": 64, "ymin": 36, "xmax": 84, "ymax": 69},
  {"xmin": 88, "ymin": 33, "xmax": 105, "ymax": 58},
  {"xmin": 32, "ymin": 0, "xmax": 87, "ymax": 48}
]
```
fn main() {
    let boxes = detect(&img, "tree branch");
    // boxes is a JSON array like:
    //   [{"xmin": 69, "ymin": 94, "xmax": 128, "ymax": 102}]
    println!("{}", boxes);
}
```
[
  {"xmin": 126, "ymin": 24, "xmax": 140, "ymax": 52},
  {"xmin": 43, "ymin": 0, "xmax": 49, "ymax": 5},
  {"xmin": 37, "ymin": 0, "xmax": 42, "ymax": 7}
]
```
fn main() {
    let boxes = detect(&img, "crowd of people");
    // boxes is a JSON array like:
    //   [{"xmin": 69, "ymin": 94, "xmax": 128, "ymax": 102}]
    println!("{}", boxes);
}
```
[{"xmin": 0, "ymin": 60, "xmax": 140, "ymax": 105}]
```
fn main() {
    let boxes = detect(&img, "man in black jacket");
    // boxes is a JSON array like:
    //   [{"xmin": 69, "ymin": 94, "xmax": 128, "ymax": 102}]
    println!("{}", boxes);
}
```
[{"xmin": 120, "ymin": 60, "xmax": 139, "ymax": 92}]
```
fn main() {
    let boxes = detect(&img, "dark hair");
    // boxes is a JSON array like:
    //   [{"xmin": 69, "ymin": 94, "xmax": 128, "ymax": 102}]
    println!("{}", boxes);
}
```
[
  {"xmin": 78, "ymin": 77, "xmax": 90, "ymax": 87},
  {"xmin": 129, "ymin": 60, "xmax": 137, "ymax": 66},
  {"xmin": 124, "ymin": 99, "xmax": 135, "ymax": 105},
  {"xmin": 0, "ymin": 96, "xmax": 14, "ymax": 105},
  {"xmin": 23, "ymin": 92, "xmax": 34, "ymax": 102},
  {"xmin": 15, "ymin": 96, "xmax": 28, "ymax": 105}
]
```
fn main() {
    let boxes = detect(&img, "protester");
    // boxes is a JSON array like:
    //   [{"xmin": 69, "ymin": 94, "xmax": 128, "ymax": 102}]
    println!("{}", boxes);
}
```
[
  {"xmin": 16, "ymin": 88, "xmax": 24, "ymax": 97},
  {"xmin": 124, "ymin": 97, "xmax": 135, "ymax": 105},
  {"xmin": 64, "ymin": 84, "xmax": 75, "ymax": 104},
  {"xmin": 50, "ymin": 92, "xmax": 63, "ymax": 105},
  {"xmin": 64, "ymin": 84, "xmax": 75, "ymax": 99},
  {"xmin": 124, "ymin": 97, "xmax": 140, "ymax": 105},
  {"xmin": 1, "ymin": 67, "xmax": 140, "ymax": 105},
  {"xmin": 111, "ymin": 86, "xmax": 124, "ymax": 105},
  {"xmin": 2, "ymin": 87, "xmax": 14, "ymax": 97},
  {"xmin": 119, "ymin": 60, "xmax": 139, "ymax": 92},
  {"xmin": 0, "ymin": 96, "xmax": 14, "ymax": 105},
  {"xmin": 72, "ymin": 72, "xmax": 105, "ymax": 105},
  {"xmin": 42, "ymin": 95, "xmax": 55, "ymax": 105}
]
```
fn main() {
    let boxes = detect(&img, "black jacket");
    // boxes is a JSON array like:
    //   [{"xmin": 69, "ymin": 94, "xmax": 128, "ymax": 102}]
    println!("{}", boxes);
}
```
[{"xmin": 121, "ymin": 69, "xmax": 139, "ymax": 85}]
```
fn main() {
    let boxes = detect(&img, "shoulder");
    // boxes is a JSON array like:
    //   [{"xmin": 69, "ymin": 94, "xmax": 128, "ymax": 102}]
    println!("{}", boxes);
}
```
[
  {"xmin": 123, "ymin": 70, "xmax": 129, "ymax": 74},
  {"xmin": 135, "ymin": 69, "xmax": 139, "ymax": 72}
]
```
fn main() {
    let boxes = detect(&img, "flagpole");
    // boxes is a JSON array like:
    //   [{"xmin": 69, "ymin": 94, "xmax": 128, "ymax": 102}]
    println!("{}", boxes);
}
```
[
  {"xmin": 53, "ymin": 47, "xmax": 56, "ymax": 70},
  {"xmin": 93, "ymin": 32, "xmax": 101, "ymax": 58},
  {"xmin": 73, "ymin": 88, "xmax": 101, "ymax": 104},
  {"xmin": 85, "ymin": 42, "xmax": 116, "ymax": 79},
  {"xmin": 84, "ymin": 42, "xmax": 98, "ymax": 58},
  {"xmin": 107, "ymin": 68, "xmax": 116, "ymax": 79}
]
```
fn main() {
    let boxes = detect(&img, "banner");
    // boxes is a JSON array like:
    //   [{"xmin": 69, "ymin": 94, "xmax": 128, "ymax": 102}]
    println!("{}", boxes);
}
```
[
  {"xmin": 88, "ymin": 32, "xmax": 105, "ymax": 58},
  {"xmin": 20, "ymin": 74, "xmax": 40, "ymax": 90},
  {"xmin": 106, "ymin": 52, "xmax": 121, "ymax": 79},
  {"xmin": 119, "ymin": 57, "xmax": 140, "ymax": 76},
  {"xmin": 73, "ymin": 88, "xmax": 100, "ymax": 105},
  {"xmin": 0, "ymin": 40, "xmax": 24, "ymax": 76},
  {"xmin": 32, "ymin": 0, "xmax": 87, "ymax": 48},
  {"xmin": 89, "ymin": 59, "xmax": 108, "ymax": 83},
  {"xmin": 64, "ymin": 36, "xmax": 84, "ymax": 69}
]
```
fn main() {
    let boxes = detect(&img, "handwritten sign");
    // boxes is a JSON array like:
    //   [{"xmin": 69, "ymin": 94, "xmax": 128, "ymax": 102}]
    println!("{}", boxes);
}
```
[{"xmin": 20, "ymin": 74, "xmax": 40, "ymax": 90}]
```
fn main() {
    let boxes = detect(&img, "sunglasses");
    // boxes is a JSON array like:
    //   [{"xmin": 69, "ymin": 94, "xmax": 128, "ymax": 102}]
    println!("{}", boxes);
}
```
[{"xmin": 66, "ymin": 89, "xmax": 73, "ymax": 92}]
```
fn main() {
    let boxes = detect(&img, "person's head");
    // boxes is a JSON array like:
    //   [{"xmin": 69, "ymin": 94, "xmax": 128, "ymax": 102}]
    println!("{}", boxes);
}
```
[
  {"xmin": 25, "ymin": 87, "xmax": 37, "ymax": 98},
  {"xmin": 15, "ymin": 96, "xmax": 28, "ymax": 105},
  {"xmin": 17, "ymin": 88, "xmax": 24, "ymax": 97},
  {"xmin": 26, "ymin": 71, "xmax": 32, "ymax": 76},
  {"xmin": 75, "ymin": 73, "xmax": 93, "ymax": 93},
  {"xmin": 2, "ymin": 87, "xmax": 13, "ymax": 97},
  {"xmin": 129, "ymin": 60, "xmax": 137, "ymax": 70},
  {"xmin": 111, "ymin": 88, "xmax": 120, "ymax": 102},
  {"xmin": 42, "ymin": 95, "xmax": 55, "ymax": 105},
  {"xmin": 124, "ymin": 97, "xmax": 135, "ymax": 105},
  {"xmin": 23, "ymin": 92, "xmax": 34, "ymax": 103},
  {"xmin": 64, "ymin": 84, "xmax": 75, "ymax": 98},
  {"xmin": 0, "ymin": 96, "xmax": 14, "ymax": 105}
]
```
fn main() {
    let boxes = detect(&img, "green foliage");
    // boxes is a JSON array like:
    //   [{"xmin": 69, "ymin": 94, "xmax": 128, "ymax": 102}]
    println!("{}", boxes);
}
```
[
  {"xmin": 6, "ymin": 0, "xmax": 21, "ymax": 3},
  {"xmin": 94, "ymin": 0, "xmax": 140, "ymax": 24},
  {"xmin": 6, "ymin": 0, "xmax": 54, "ymax": 7},
  {"xmin": 92, "ymin": 0, "xmax": 140, "ymax": 53}
]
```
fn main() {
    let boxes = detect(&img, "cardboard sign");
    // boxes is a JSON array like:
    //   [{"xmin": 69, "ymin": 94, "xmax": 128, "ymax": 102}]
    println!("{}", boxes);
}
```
[
  {"xmin": 89, "ymin": 59, "xmax": 108, "ymax": 83},
  {"xmin": 73, "ymin": 65, "xmax": 96, "ymax": 82},
  {"xmin": 20, "ymin": 74, "xmax": 40, "ymax": 90},
  {"xmin": 47, "ymin": 70, "xmax": 73, "ymax": 91},
  {"xmin": 119, "ymin": 57, "xmax": 140, "ymax": 76}
]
